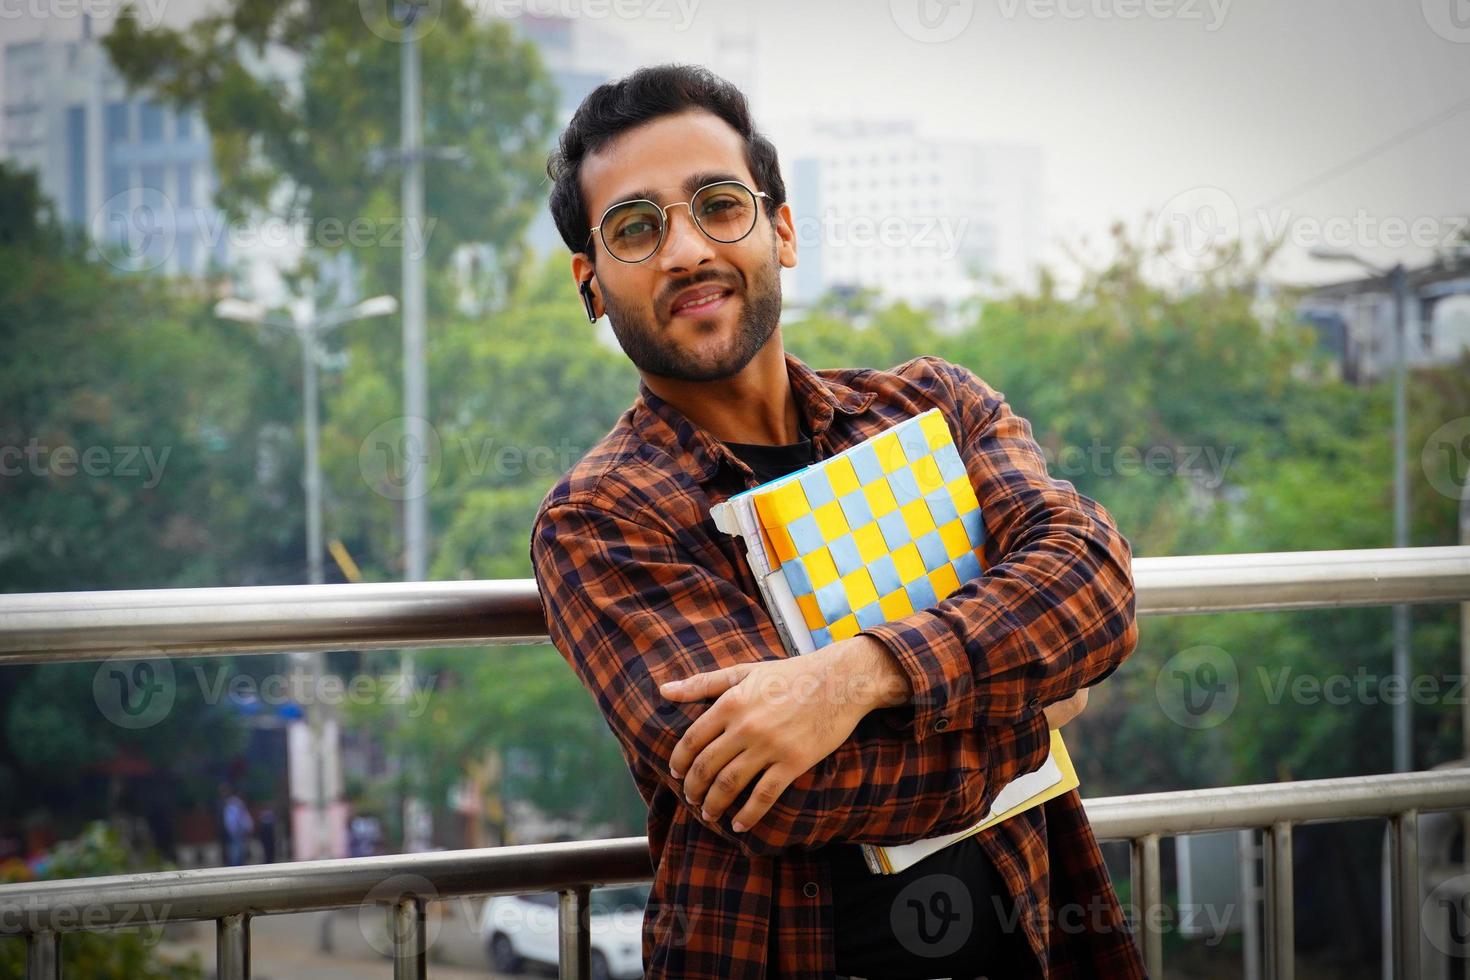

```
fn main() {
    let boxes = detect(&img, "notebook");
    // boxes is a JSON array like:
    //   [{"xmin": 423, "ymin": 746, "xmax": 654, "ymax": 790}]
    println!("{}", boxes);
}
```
[{"xmin": 709, "ymin": 407, "xmax": 1078, "ymax": 874}]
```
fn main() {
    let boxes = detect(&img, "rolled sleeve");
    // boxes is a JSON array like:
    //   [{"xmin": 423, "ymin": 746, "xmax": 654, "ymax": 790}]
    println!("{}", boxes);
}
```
[{"xmin": 861, "ymin": 356, "xmax": 1138, "ymax": 734}]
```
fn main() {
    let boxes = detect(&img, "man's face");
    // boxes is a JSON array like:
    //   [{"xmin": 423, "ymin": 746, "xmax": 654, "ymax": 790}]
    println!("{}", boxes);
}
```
[{"xmin": 571, "ymin": 109, "xmax": 798, "ymax": 383}]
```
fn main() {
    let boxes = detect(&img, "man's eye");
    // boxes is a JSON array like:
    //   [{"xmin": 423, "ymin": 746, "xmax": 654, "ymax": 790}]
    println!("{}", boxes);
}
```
[
  {"xmin": 700, "ymin": 196, "xmax": 738, "ymax": 215},
  {"xmin": 614, "ymin": 220, "xmax": 656, "ymax": 239}
]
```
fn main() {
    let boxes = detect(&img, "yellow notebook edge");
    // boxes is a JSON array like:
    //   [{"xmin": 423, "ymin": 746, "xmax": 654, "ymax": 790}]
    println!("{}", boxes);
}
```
[{"xmin": 866, "ymin": 728, "xmax": 1079, "ymax": 875}]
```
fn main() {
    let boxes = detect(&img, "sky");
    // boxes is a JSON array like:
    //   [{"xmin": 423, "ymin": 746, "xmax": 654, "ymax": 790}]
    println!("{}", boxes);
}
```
[{"xmin": 3, "ymin": 0, "xmax": 1466, "ymax": 288}]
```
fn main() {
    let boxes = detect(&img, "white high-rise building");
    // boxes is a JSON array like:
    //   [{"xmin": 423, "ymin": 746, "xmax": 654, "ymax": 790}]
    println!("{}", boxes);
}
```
[
  {"xmin": 780, "ymin": 119, "xmax": 1043, "ymax": 317},
  {"xmin": 2, "ymin": 30, "xmax": 226, "ymax": 278}
]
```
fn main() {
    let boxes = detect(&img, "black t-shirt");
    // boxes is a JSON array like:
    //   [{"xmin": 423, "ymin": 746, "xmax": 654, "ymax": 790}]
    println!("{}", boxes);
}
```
[{"xmin": 719, "ymin": 415, "xmax": 1032, "ymax": 979}]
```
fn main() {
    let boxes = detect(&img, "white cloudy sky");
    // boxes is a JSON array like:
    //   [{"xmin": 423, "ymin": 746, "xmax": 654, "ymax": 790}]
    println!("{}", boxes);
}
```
[{"xmin": 4, "ymin": 0, "xmax": 1467, "ymax": 287}]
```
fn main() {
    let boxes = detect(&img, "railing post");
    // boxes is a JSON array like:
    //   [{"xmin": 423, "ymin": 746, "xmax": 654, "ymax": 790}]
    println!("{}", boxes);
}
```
[
  {"xmin": 1389, "ymin": 809, "xmax": 1420, "ymax": 979},
  {"xmin": 1130, "ymin": 833, "xmax": 1163, "ymax": 978},
  {"xmin": 1263, "ymin": 821, "xmax": 1294, "ymax": 980},
  {"xmin": 392, "ymin": 896, "xmax": 427, "ymax": 980},
  {"xmin": 25, "ymin": 929, "xmax": 59, "ymax": 980},
  {"xmin": 559, "ymin": 885, "xmax": 591, "ymax": 980},
  {"xmin": 216, "ymin": 912, "xmax": 250, "ymax": 980}
]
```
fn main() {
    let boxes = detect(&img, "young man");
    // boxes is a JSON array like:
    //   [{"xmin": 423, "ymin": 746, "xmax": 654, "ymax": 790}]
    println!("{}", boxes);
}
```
[{"xmin": 529, "ymin": 64, "xmax": 1146, "ymax": 979}]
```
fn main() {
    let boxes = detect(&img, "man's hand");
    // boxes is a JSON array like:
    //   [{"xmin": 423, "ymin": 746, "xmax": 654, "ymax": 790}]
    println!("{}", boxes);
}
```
[
  {"xmin": 660, "ymin": 635, "xmax": 912, "ymax": 832},
  {"xmin": 1043, "ymin": 687, "xmax": 1089, "ymax": 729}
]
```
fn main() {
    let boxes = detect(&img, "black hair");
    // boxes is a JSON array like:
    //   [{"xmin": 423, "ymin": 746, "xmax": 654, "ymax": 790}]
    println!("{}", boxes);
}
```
[{"xmin": 546, "ymin": 63, "xmax": 786, "ymax": 258}]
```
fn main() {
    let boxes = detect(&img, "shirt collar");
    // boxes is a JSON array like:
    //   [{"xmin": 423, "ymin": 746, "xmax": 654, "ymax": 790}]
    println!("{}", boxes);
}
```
[{"xmin": 632, "ymin": 351, "xmax": 878, "ymax": 484}]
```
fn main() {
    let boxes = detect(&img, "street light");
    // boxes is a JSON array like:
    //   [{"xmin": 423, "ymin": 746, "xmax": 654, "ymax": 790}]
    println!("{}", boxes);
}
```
[
  {"xmin": 213, "ymin": 294, "xmax": 399, "ymax": 585},
  {"xmin": 1310, "ymin": 246, "xmax": 1412, "ymax": 772},
  {"xmin": 213, "ymin": 294, "xmax": 397, "ymax": 878}
]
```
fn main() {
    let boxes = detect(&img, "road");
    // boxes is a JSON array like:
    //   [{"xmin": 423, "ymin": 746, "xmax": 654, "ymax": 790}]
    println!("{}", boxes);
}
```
[{"xmin": 157, "ymin": 900, "xmax": 527, "ymax": 980}]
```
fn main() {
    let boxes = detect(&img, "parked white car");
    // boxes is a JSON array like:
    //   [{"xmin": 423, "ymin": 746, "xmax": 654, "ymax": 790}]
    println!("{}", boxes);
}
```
[{"xmin": 479, "ymin": 884, "xmax": 647, "ymax": 979}]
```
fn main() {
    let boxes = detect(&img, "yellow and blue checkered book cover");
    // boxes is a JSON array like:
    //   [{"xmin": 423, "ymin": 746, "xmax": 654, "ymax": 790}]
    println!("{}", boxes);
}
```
[
  {"xmin": 747, "ymin": 408, "xmax": 985, "ymax": 651},
  {"xmin": 710, "ymin": 408, "xmax": 1077, "ymax": 873}
]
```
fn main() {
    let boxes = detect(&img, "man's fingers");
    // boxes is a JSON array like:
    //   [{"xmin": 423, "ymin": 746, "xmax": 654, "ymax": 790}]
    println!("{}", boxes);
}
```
[
  {"xmin": 1042, "ymin": 687, "xmax": 1090, "ymax": 729},
  {"xmin": 697, "ymin": 751, "xmax": 760, "ymax": 825},
  {"xmin": 668, "ymin": 700, "xmax": 727, "ymax": 779},
  {"xmin": 660, "ymin": 663, "xmax": 750, "ymax": 702},
  {"xmin": 682, "ymin": 731, "xmax": 744, "ymax": 808},
  {"xmin": 730, "ymin": 765, "xmax": 794, "ymax": 833}
]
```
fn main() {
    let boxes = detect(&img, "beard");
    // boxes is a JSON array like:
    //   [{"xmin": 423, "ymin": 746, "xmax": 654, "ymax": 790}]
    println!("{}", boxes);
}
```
[{"xmin": 598, "ymin": 238, "xmax": 783, "ymax": 383}]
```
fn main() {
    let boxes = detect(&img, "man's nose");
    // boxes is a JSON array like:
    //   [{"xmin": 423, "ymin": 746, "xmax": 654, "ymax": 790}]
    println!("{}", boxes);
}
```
[{"xmin": 656, "ymin": 203, "xmax": 716, "ymax": 274}]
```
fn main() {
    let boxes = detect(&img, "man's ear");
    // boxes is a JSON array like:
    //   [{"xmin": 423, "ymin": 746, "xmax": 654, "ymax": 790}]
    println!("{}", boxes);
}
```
[
  {"xmin": 773, "ymin": 202, "xmax": 798, "ymax": 270},
  {"xmin": 570, "ymin": 252, "xmax": 600, "ymax": 321}
]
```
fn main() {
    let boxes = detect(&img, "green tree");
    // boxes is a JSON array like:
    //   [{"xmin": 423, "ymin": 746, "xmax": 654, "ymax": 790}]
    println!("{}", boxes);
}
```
[{"xmin": 104, "ymin": 0, "xmax": 558, "ymax": 308}]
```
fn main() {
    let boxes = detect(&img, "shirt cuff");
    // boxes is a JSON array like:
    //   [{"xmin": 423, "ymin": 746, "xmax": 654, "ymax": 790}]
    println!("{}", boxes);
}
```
[{"xmin": 859, "ymin": 610, "xmax": 976, "ymax": 741}]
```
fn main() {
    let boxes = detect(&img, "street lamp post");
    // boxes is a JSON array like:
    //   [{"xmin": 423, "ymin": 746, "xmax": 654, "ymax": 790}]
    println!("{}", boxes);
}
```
[
  {"xmin": 1310, "ymin": 248, "xmax": 1413, "ymax": 772},
  {"xmin": 214, "ymin": 295, "xmax": 399, "ymax": 585},
  {"xmin": 213, "ymin": 294, "xmax": 398, "ymax": 868}
]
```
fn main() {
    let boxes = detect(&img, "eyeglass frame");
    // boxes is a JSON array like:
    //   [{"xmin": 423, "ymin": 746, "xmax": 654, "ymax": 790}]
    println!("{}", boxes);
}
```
[{"xmin": 585, "ymin": 178, "xmax": 774, "ymax": 264}]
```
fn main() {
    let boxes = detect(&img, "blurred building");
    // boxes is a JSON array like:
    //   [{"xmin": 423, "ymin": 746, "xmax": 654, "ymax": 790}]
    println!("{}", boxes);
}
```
[
  {"xmin": 2, "ymin": 26, "xmax": 227, "ymax": 277},
  {"xmin": 1298, "ymin": 255, "xmax": 1470, "ymax": 383},
  {"xmin": 507, "ymin": 13, "xmax": 624, "ymax": 257},
  {"xmin": 782, "ymin": 120, "xmax": 1044, "ymax": 321}
]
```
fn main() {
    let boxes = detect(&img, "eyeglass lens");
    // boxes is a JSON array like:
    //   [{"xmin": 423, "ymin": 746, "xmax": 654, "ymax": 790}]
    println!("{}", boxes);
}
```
[{"xmin": 600, "ymin": 182, "xmax": 758, "ymax": 262}]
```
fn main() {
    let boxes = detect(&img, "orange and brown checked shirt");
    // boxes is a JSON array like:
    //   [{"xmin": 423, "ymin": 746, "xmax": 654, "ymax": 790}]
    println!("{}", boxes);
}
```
[{"xmin": 529, "ymin": 352, "xmax": 1147, "ymax": 979}]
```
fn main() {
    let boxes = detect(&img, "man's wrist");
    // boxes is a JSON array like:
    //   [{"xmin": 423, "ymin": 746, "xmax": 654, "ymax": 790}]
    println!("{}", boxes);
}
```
[{"xmin": 833, "ymin": 634, "xmax": 914, "ymax": 716}]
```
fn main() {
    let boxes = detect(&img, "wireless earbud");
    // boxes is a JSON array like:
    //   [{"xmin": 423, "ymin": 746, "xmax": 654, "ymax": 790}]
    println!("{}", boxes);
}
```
[{"xmin": 579, "ymin": 279, "xmax": 597, "ymax": 323}]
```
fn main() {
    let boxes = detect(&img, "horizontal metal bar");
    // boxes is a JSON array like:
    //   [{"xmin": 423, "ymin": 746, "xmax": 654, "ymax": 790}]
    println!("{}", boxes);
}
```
[
  {"xmin": 1133, "ymin": 546, "xmax": 1470, "ymax": 616},
  {"xmin": 3, "ymin": 771, "xmax": 1467, "ymax": 934},
  {"xmin": 1, "ymin": 547, "xmax": 1467, "ymax": 664},
  {"xmin": 1080, "ymin": 767, "xmax": 1470, "ymax": 840},
  {"xmin": 0, "ymin": 837, "xmax": 651, "ymax": 934}
]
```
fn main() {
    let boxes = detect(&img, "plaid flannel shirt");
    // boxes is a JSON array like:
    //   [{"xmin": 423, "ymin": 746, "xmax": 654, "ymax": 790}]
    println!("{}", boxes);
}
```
[{"xmin": 529, "ymin": 352, "xmax": 1147, "ymax": 978}]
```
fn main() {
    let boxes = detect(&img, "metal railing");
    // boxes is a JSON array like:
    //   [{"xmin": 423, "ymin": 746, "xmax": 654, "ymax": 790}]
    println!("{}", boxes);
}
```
[{"xmin": 2, "ymin": 545, "xmax": 1470, "ymax": 980}]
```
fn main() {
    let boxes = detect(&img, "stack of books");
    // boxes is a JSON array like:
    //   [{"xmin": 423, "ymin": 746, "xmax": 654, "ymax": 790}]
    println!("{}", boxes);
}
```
[{"xmin": 710, "ymin": 408, "xmax": 1077, "ymax": 874}]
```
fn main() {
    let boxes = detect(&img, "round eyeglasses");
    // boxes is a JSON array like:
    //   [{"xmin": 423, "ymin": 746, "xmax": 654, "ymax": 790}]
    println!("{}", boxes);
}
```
[{"xmin": 588, "ymin": 179, "xmax": 772, "ymax": 264}]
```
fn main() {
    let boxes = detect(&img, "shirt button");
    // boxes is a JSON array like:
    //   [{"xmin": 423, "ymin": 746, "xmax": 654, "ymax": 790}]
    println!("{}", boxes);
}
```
[
  {"xmin": 1029, "ymin": 697, "xmax": 1042, "ymax": 710},
  {"xmin": 803, "ymin": 881, "xmax": 819, "ymax": 899},
  {"xmin": 933, "ymin": 717, "xmax": 950, "ymax": 732}
]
